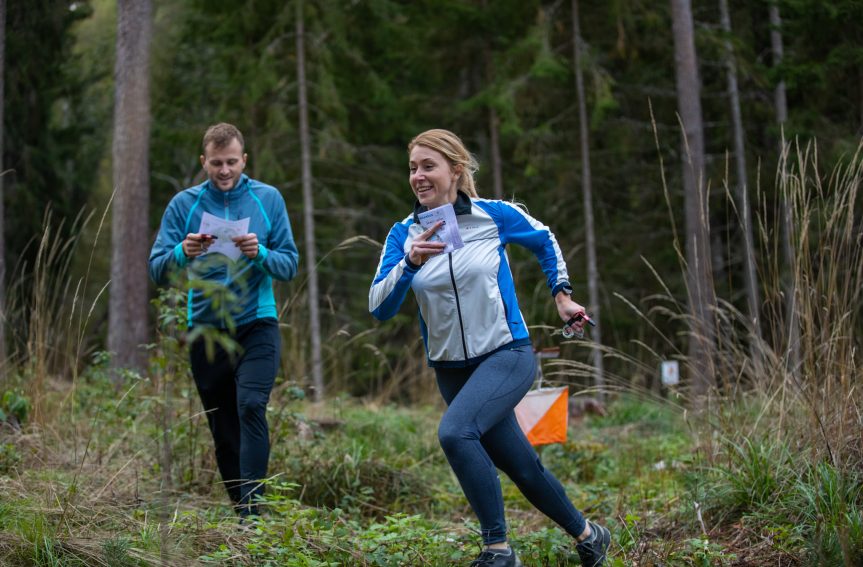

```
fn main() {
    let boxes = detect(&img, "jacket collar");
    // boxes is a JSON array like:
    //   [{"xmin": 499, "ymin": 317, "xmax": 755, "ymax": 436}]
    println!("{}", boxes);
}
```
[
  {"xmin": 205, "ymin": 174, "xmax": 249, "ymax": 198},
  {"xmin": 413, "ymin": 190, "xmax": 473, "ymax": 223}
]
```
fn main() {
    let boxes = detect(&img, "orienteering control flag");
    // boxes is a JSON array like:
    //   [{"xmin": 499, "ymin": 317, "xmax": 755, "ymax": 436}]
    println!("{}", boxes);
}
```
[{"xmin": 514, "ymin": 386, "xmax": 569, "ymax": 446}]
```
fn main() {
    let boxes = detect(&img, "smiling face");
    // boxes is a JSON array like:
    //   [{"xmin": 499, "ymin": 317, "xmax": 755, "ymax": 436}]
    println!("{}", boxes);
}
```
[
  {"xmin": 409, "ymin": 145, "xmax": 461, "ymax": 208},
  {"xmin": 200, "ymin": 138, "xmax": 247, "ymax": 192}
]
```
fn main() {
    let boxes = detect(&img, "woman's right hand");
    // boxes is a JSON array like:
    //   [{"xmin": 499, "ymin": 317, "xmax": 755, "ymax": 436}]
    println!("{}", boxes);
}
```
[{"xmin": 408, "ymin": 221, "xmax": 446, "ymax": 265}]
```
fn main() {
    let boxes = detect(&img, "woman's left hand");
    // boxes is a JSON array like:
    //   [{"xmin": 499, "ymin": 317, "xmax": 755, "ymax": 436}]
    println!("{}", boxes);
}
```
[{"xmin": 555, "ymin": 292, "xmax": 587, "ymax": 335}]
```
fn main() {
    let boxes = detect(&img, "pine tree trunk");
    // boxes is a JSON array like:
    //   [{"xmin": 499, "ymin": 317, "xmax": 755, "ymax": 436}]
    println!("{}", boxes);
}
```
[
  {"xmin": 0, "ymin": 0, "xmax": 6, "ymax": 377},
  {"xmin": 483, "ymin": 40, "xmax": 503, "ymax": 199},
  {"xmin": 670, "ymin": 0, "xmax": 716, "ymax": 399},
  {"xmin": 480, "ymin": 12, "xmax": 503, "ymax": 201},
  {"xmin": 859, "ymin": 66, "xmax": 863, "ymax": 134},
  {"xmin": 571, "ymin": 0, "xmax": 604, "ymax": 396},
  {"xmin": 769, "ymin": 2, "xmax": 801, "ymax": 378},
  {"xmin": 488, "ymin": 106, "xmax": 503, "ymax": 200},
  {"xmin": 296, "ymin": 0, "xmax": 324, "ymax": 401},
  {"xmin": 719, "ymin": 0, "xmax": 763, "ymax": 360},
  {"xmin": 109, "ymin": 0, "xmax": 152, "ymax": 372}
]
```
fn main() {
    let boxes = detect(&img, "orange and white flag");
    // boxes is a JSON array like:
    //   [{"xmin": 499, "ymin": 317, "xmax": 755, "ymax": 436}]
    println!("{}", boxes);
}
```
[{"xmin": 514, "ymin": 386, "xmax": 569, "ymax": 446}]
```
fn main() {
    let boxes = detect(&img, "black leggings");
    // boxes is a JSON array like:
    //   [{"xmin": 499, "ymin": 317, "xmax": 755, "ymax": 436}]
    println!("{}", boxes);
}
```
[
  {"xmin": 190, "ymin": 318, "xmax": 280, "ymax": 515},
  {"xmin": 435, "ymin": 345, "xmax": 586, "ymax": 544}
]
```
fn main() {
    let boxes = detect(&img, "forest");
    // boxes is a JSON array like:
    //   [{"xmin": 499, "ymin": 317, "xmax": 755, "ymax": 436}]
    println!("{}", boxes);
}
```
[{"xmin": 0, "ymin": 0, "xmax": 861, "ymax": 565}]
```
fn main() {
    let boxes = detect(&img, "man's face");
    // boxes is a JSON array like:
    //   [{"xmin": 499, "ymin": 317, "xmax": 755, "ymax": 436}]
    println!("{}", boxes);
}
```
[{"xmin": 200, "ymin": 138, "xmax": 247, "ymax": 192}]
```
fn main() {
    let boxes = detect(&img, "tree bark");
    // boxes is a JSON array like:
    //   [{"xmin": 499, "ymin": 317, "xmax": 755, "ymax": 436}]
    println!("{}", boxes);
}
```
[
  {"xmin": 769, "ymin": 1, "xmax": 801, "ymax": 378},
  {"xmin": 297, "ymin": 0, "xmax": 324, "ymax": 401},
  {"xmin": 483, "ymin": 42, "xmax": 503, "ymax": 199},
  {"xmin": 859, "ymin": 66, "xmax": 863, "ymax": 134},
  {"xmin": 0, "ymin": 0, "xmax": 6, "ymax": 376},
  {"xmin": 488, "ymin": 106, "xmax": 504, "ymax": 200},
  {"xmin": 480, "ymin": 4, "xmax": 503, "ymax": 201},
  {"xmin": 719, "ymin": 0, "xmax": 763, "ymax": 358},
  {"xmin": 571, "ymin": 0, "xmax": 604, "ymax": 396},
  {"xmin": 670, "ymin": 0, "xmax": 716, "ymax": 398},
  {"xmin": 109, "ymin": 0, "xmax": 152, "ymax": 372}
]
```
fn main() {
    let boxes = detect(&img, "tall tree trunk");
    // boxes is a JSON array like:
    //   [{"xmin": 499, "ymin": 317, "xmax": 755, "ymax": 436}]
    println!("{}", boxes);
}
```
[
  {"xmin": 670, "ymin": 0, "xmax": 716, "ymax": 398},
  {"xmin": 859, "ymin": 66, "xmax": 863, "ymax": 134},
  {"xmin": 571, "ymin": 0, "xmax": 604, "ymax": 396},
  {"xmin": 488, "ymin": 106, "xmax": 503, "ymax": 200},
  {"xmin": 0, "ymin": 0, "xmax": 6, "ymax": 377},
  {"xmin": 482, "ymin": 54, "xmax": 503, "ymax": 199},
  {"xmin": 109, "ymin": 0, "xmax": 152, "ymax": 372},
  {"xmin": 480, "ymin": 1, "xmax": 503, "ymax": 201},
  {"xmin": 769, "ymin": 2, "xmax": 801, "ymax": 378},
  {"xmin": 296, "ymin": 0, "xmax": 324, "ymax": 401},
  {"xmin": 719, "ymin": 0, "xmax": 763, "ymax": 360}
]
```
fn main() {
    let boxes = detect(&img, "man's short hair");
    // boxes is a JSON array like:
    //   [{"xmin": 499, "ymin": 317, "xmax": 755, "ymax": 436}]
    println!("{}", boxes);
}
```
[{"xmin": 202, "ymin": 123, "xmax": 245, "ymax": 153}]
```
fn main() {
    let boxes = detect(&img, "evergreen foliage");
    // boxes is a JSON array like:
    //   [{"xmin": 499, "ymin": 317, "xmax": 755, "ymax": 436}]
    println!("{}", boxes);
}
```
[{"xmin": 1, "ymin": 1, "xmax": 862, "ymax": 562}]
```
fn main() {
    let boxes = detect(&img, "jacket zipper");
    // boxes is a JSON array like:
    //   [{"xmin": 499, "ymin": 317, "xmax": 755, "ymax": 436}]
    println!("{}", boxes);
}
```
[
  {"xmin": 223, "ymin": 194, "xmax": 231, "ymax": 284},
  {"xmin": 448, "ymin": 253, "xmax": 469, "ymax": 360}
]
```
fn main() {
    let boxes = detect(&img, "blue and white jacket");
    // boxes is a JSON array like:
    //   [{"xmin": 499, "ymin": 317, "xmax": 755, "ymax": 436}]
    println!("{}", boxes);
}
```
[
  {"xmin": 369, "ymin": 191, "xmax": 571, "ymax": 368},
  {"xmin": 149, "ymin": 174, "xmax": 299, "ymax": 328}
]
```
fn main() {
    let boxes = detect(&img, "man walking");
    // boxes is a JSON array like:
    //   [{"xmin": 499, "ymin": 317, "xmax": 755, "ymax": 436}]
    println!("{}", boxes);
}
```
[{"xmin": 149, "ymin": 123, "xmax": 299, "ymax": 516}]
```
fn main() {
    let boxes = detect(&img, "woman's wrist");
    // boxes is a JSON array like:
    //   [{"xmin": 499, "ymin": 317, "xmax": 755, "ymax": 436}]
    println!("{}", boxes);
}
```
[
  {"xmin": 555, "ymin": 290, "xmax": 572, "ymax": 306},
  {"xmin": 405, "ymin": 254, "xmax": 421, "ymax": 269}
]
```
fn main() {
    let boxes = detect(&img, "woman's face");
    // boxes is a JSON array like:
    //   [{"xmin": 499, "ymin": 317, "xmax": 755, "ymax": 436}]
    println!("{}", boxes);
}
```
[{"xmin": 409, "ymin": 145, "xmax": 460, "ymax": 209}]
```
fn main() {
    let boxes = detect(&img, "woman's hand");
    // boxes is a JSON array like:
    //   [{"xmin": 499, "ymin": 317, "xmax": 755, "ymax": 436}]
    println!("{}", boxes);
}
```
[
  {"xmin": 409, "ymin": 221, "xmax": 446, "ymax": 265},
  {"xmin": 555, "ymin": 292, "xmax": 587, "ymax": 335}
]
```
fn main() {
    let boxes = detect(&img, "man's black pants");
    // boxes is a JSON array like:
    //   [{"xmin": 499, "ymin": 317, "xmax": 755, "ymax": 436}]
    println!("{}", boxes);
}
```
[{"xmin": 190, "ymin": 318, "xmax": 280, "ymax": 515}]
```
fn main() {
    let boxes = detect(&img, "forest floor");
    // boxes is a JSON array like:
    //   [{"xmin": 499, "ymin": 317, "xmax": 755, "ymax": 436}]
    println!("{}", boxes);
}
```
[{"xmin": 0, "ymin": 372, "xmax": 806, "ymax": 565}]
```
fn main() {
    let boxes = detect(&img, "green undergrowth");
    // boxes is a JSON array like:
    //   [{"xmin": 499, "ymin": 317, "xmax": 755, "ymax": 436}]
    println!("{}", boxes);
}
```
[
  {"xmin": 0, "ymin": 374, "xmax": 856, "ymax": 565},
  {"xmin": 697, "ymin": 435, "xmax": 863, "ymax": 565}
]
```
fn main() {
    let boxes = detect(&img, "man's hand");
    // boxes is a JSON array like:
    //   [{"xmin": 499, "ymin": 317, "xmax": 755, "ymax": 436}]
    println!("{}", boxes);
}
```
[
  {"xmin": 408, "ymin": 221, "xmax": 446, "ymax": 265},
  {"xmin": 182, "ymin": 233, "xmax": 216, "ymax": 258},
  {"xmin": 232, "ymin": 233, "xmax": 259, "ymax": 259}
]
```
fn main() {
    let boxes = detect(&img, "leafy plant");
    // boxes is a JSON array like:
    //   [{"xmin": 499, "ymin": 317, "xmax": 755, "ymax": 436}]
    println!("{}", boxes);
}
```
[{"xmin": 0, "ymin": 390, "xmax": 30, "ymax": 425}]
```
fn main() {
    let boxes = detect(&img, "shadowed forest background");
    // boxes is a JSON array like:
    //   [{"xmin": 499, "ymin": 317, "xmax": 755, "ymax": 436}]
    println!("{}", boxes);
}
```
[{"xmin": 0, "ymin": 0, "xmax": 861, "ymax": 565}]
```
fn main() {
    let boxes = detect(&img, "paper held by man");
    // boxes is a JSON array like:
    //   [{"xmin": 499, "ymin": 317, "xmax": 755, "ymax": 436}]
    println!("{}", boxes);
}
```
[
  {"xmin": 417, "ymin": 202, "xmax": 464, "ymax": 254},
  {"xmin": 198, "ymin": 212, "xmax": 250, "ymax": 261}
]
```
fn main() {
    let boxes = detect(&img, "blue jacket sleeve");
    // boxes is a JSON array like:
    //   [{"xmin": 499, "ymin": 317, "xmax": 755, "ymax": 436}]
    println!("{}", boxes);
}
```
[
  {"xmin": 494, "ymin": 201, "xmax": 572, "ymax": 296},
  {"xmin": 253, "ymin": 190, "xmax": 299, "ymax": 282},
  {"xmin": 368, "ymin": 222, "xmax": 418, "ymax": 320},
  {"xmin": 149, "ymin": 195, "xmax": 190, "ymax": 285}
]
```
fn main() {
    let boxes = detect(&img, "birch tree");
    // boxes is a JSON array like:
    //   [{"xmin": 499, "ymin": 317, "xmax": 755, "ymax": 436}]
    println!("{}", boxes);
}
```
[
  {"xmin": 670, "ymin": 0, "xmax": 716, "ymax": 397},
  {"xmin": 718, "ymin": 0, "xmax": 763, "ymax": 358},
  {"xmin": 571, "ymin": 0, "xmax": 604, "ymax": 396},
  {"xmin": 296, "ymin": 0, "xmax": 324, "ymax": 401},
  {"xmin": 109, "ymin": 0, "xmax": 152, "ymax": 372}
]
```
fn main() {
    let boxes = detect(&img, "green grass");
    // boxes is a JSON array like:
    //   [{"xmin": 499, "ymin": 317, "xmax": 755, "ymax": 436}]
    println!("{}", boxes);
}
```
[{"xmin": 3, "ymin": 377, "xmax": 818, "ymax": 566}]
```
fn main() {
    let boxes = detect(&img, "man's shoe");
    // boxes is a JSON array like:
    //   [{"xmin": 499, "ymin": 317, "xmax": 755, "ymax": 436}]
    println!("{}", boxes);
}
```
[
  {"xmin": 469, "ymin": 547, "xmax": 523, "ymax": 567},
  {"xmin": 576, "ymin": 520, "xmax": 611, "ymax": 566}
]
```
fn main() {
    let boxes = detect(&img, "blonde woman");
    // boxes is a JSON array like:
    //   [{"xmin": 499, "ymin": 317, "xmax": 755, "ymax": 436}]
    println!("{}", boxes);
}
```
[{"xmin": 369, "ymin": 129, "xmax": 610, "ymax": 566}]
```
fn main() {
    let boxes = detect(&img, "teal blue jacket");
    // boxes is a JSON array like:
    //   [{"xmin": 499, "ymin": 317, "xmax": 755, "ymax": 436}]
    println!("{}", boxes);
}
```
[{"xmin": 149, "ymin": 174, "xmax": 299, "ymax": 328}]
